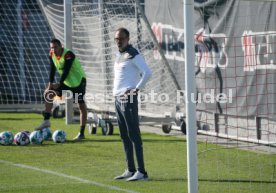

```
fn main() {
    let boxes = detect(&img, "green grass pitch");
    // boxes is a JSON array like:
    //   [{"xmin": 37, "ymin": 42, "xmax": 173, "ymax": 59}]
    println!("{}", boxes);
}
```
[{"xmin": 0, "ymin": 113, "xmax": 275, "ymax": 193}]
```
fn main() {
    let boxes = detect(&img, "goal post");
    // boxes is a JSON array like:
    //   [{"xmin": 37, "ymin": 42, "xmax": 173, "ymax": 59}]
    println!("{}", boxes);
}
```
[
  {"xmin": 64, "ymin": 0, "xmax": 74, "ymax": 124},
  {"xmin": 184, "ymin": 1, "xmax": 198, "ymax": 193}
]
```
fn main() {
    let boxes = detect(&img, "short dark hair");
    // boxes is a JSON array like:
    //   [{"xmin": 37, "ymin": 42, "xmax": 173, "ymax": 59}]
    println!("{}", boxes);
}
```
[
  {"xmin": 50, "ymin": 38, "xmax": 62, "ymax": 47},
  {"xmin": 116, "ymin": 28, "xmax": 129, "ymax": 38}
]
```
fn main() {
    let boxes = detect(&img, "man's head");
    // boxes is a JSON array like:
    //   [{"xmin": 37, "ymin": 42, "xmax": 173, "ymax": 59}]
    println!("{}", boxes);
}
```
[
  {"xmin": 114, "ymin": 28, "xmax": 130, "ymax": 52},
  {"xmin": 50, "ymin": 38, "xmax": 63, "ymax": 56}
]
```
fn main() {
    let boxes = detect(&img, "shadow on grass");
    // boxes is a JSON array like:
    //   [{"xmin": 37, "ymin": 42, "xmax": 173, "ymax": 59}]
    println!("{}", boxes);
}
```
[
  {"xmin": 199, "ymin": 178, "xmax": 276, "ymax": 184},
  {"xmin": 0, "ymin": 117, "xmax": 41, "ymax": 121},
  {"xmin": 152, "ymin": 178, "xmax": 276, "ymax": 184},
  {"xmin": 152, "ymin": 177, "xmax": 186, "ymax": 182},
  {"xmin": 66, "ymin": 135, "xmax": 184, "ymax": 143},
  {"xmin": 143, "ymin": 138, "xmax": 185, "ymax": 143},
  {"xmin": 20, "ymin": 143, "xmax": 56, "ymax": 147},
  {"xmin": 65, "ymin": 138, "xmax": 122, "ymax": 143}
]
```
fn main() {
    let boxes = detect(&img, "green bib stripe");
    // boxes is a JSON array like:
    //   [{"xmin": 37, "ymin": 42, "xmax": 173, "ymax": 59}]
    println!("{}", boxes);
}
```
[{"xmin": 51, "ymin": 48, "xmax": 86, "ymax": 87}]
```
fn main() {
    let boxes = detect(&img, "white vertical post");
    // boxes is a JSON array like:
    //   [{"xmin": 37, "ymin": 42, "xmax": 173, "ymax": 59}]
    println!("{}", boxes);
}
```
[
  {"xmin": 64, "ymin": 0, "xmax": 72, "ymax": 49},
  {"xmin": 64, "ymin": 0, "xmax": 73, "ymax": 124},
  {"xmin": 17, "ymin": 0, "xmax": 26, "ymax": 101},
  {"xmin": 184, "ymin": 0, "xmax": 198, "ymax": 193}
]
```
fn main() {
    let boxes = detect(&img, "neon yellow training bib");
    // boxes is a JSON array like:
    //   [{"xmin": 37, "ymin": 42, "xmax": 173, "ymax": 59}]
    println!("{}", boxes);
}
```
[{"xmin": 51, "ymin": 48, "xmax": 86, "ymax": 87}]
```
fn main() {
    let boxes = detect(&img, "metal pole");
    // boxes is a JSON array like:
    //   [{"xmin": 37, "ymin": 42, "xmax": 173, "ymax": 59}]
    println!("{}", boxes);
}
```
[
  {"xmin": 64, "ymin": 0, "xmax": 73, "ymax": 124},
  {"xmin": 135, "ymin": 1, "xmax": 142, "ymax": 50},
  {"xmin": 184, "ymin": 0, "xmax": 198, "ymax": 193},
  {"xmin": 64, "ymin": 0, "xmax": 72, "ymax": 49},
  {"xmin": 17, "ymin": 0, "xmax": 26, "ymax": 101}
]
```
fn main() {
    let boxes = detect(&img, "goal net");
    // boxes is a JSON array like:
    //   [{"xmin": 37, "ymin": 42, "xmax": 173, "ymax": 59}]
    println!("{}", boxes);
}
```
[
  {"xmin": 0, "ymin": 0, "xmax": 52, "ymax": 110},
  {"xmin": 192, "ymin": 0, "xmax": 276, "ymax": 145},
  {"xmin": 37, "ymin": 0, "xmax": 182, "ymax": 118},
  {"xmin": 191, "ymin": 0, "xmax": 276, "ymax": 192},
  {"xmin": 1, "ymin": 0, "xmax": 276, "ymax": 144}
]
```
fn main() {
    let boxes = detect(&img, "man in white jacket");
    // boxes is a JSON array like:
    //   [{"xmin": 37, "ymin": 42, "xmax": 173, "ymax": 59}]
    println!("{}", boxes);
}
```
[{"xmin": 113, "ymin": 28, "xmax": 152, "ymax": 181}]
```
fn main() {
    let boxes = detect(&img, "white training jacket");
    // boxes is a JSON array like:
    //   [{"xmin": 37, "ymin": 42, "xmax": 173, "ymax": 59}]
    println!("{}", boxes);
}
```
[{"xmin": 113, "ymin": 45, "xmax": 152, "ymax": 96}]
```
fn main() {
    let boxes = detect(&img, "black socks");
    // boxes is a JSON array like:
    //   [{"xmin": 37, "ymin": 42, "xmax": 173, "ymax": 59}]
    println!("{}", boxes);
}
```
[
  {"xmin": 80, "ymin": 125, "xmax": 85, "ymax": 136},
  {"xmin": 43, "ymin": 112, "xmax": 51, "ymax": 120}
]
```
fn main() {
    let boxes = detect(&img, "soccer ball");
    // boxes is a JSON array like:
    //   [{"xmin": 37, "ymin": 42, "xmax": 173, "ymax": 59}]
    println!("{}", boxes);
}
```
[
  {"xmin": 41, "ymin": 127, "xmax": 52, "ymax": 140},
  {"xmin": 29, "ymin": 131, "xmax": 43, "ymax": 144},
  {"xmin": 14, "ymin": 131, "xmax": 30, "ymax": 146},
  {"xmin": 0, "ymin": 131, "xmax": 14, "ymax": 145},
  {"xmin": 52, "ymin": 129, "xmax": 66, "ymax": 143},
  {"xmin": 22, "ymin": 130, "xmax": 31, "ymax": 136}
]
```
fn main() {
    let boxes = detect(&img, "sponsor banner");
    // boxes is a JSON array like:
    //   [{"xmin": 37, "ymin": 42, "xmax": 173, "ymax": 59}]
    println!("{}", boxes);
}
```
[{"xmin": 145, "ymin": 0, "xmax": 276, "ymax": 117}]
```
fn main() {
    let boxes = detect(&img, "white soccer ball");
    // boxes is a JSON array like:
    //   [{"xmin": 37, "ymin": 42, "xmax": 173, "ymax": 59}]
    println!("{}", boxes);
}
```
[
  {"xmin": 41, "ymin": 127, "xmax": 52, "ymax": 140},
  {"xmin": 29, "ymin": 131, "xmax": 43, "ymax": 144},
  {"xmin": 52, "ymin": 129, "xmax": 66, "ymax": 143},
  {"xmin": 14, "ymin": 131, "xmax": 30, "ymax": 146},
  {"xmin": 0, "ymin": 131, "xmax": 14, "ymax": 145}
]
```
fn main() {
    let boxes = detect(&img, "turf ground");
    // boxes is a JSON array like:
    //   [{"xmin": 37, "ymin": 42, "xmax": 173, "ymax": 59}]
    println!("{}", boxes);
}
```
[{"xmin": 0, "ymin": 113, "xmax": 276, "ymax": 193}]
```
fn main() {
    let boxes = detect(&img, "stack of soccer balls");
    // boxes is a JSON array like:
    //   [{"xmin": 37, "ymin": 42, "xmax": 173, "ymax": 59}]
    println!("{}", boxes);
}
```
[{"xmin": 0, "ymin": 128, "xmax": 66, "ymax": 146}]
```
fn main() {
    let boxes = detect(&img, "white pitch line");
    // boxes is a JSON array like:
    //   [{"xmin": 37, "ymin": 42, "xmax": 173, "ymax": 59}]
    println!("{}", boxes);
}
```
[{"xmin": 0, "ymin": 160, "xmax": 139, "ymax": 193}]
